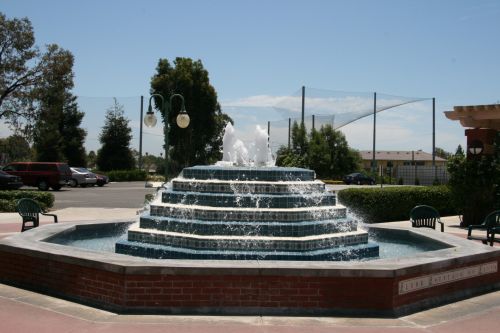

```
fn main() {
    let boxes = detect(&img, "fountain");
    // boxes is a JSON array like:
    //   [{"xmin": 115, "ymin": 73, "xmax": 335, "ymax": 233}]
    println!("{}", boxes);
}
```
[
  {"xmin": 0, "ymin": 123, "xmax": 498, "ymax": 316},
  {"xmin": 116, "ymin": 124, "xmax": 378, "ymax": 260}
]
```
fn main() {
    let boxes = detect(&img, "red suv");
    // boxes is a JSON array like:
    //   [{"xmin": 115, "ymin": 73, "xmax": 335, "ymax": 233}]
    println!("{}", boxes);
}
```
[{"xmin": 2, "ymin": 162, "xmax": 72, "ymax": 191}]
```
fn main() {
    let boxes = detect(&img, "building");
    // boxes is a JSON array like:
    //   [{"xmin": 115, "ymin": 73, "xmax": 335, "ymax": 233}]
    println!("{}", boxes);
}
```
[
  {"xmin": 359, "ymin": 150, "xmax": 447, "ymax": 185},
  {"xmin": 360, "ymin": 150, "xmax": 446, "ymax": 170}
]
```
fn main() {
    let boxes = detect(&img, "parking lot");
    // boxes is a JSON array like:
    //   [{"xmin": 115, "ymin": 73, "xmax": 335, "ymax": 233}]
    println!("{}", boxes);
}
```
[
  {"xmin": 41, "ymin": 182, "xmax": 391, "ymax": 210},
  {"xmin": 45, "ymin": 182, "xmax": 158, "ymax": 209}
]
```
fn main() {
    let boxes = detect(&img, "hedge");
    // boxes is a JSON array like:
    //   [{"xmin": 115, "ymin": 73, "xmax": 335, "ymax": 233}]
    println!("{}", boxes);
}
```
[
  {"xmin": 337, "ymin": 186, "xmax": 456, "ymax": 223},
  {"xmin": 0, "ymin": 190, "xmax": 55, "ymax": 212},
  {"xmin": 105, "ymin": 169, "xmax": 147, "ymax": 182}
]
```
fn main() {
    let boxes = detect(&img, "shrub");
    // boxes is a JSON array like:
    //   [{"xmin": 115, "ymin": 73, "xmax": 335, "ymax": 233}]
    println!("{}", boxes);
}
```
[
  {"xmin": 337, "ymin": 186, "xmax": 456, "ymax": 223},
  {"xmin": 0, "ymin": 190, "xmax": 54, "ymax": 212},
  {"xmin": 105, "ymin": 169, "xmax": 147, "ymax": 182}
]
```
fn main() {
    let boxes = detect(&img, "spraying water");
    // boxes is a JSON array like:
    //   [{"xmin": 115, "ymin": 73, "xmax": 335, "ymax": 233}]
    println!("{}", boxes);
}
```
[{"xmin": 219, "ymin": 123, "xmax": 275, "ymax": 167}]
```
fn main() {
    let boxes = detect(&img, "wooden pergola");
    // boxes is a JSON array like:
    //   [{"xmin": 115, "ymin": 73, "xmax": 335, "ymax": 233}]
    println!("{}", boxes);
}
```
[{"xmin": 444, "ymin": 104, "xmax": 500, "ymax": 130}]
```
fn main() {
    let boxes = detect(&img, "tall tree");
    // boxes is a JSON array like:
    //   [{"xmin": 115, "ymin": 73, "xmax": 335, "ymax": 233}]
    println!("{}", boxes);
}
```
[
  {"xmin": 0, "ymin": 12, "xmax": 58, "ymax": 139},
  {"xmin": 0, "ymin": 134, "xmax": 32, "ymax": 163},
  {"xmin": 96, "ymin": 98, "xmax": 135, "ymax": 171},
  {"xmin": 434, "ymin": 147, "xmax": 451, "ymax": 160},
  {"xmin": 32, "ymin": 45, "xmax": 86, "ymax": 165},
  {"xmin": 291, "ymin": 121, "xmax": 308, "ymax": 156},
  {"xmin": 276, "ymin": 124, "xmax": 361, "ymax": 179},
  {"xmin": 150, "ymin": 57, "xmax": 231, "ymax": 173},
  {"xmin": 320, "ymin": 125, "xmax": 361, "ymax": 179}
]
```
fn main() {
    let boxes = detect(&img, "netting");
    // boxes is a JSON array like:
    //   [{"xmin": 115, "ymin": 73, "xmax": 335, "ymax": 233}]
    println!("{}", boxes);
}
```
[
  {"xmin": 267, "ymin": 87, "xmax": 430, "ymax": 152},
  {"xmin": 220, "ymin": 87, "xmax": 431, "ymax": 153}
]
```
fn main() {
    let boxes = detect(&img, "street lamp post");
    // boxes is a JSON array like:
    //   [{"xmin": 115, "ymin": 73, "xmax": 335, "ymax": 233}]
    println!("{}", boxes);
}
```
[{"xmin": 144, "ymin": 93, "xmax": 190, "ymax": 181}]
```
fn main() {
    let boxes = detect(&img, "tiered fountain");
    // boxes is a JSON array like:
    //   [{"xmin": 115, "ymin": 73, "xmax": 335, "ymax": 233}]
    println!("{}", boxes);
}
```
[
  {"xmin": 116, "ymin": 124, "xmax": 378, "ymax": 260},
  {"xmin": 0, "ymin": 124, "xmax": 498, "ymax": 316}
]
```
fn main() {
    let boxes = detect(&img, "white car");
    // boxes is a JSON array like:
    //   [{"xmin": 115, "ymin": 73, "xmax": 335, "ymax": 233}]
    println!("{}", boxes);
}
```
[{"xmin": 69, "ymin": 167, "xmax": 97, "ymax": 187}]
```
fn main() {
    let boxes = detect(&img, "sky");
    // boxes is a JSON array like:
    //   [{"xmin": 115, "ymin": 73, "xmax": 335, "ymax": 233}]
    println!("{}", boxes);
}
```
[{"xmin": 1, "ymin": 0, "xmax": 500, "ymax": 157}]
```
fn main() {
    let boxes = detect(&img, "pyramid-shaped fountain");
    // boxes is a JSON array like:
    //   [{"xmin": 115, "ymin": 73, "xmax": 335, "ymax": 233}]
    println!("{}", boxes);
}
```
[{"xmin": 116, "ymin": 165, "xmax": 379, "ymax": 260}]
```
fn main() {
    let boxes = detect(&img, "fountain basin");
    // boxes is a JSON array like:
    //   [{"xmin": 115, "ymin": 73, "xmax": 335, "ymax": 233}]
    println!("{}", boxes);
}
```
[{"xmin": 0, "ymin": 220, "xmax": 498, "ymax": 316}]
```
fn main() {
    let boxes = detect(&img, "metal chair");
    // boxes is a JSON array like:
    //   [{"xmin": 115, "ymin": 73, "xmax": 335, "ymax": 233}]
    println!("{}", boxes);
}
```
[
  {"xmin": 467, "ymin": 210, "xmax": 500, "ymax": 246},
  {"xmin": 409, "ymin": 205, "xmax": 444, "ymax": 232},
  {"xmin": 16, "ymin": 198, "xmax": 58, "ymax": 232}
]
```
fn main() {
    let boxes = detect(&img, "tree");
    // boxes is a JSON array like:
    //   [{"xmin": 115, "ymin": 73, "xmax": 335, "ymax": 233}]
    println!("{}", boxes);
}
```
[
  {"xmin": 434, "ymin": 147, "xmax": 451, "ymax": 160},
  {"xmin": 276, "ymin": 123, "xmax": 361, "ymax": 179},
  {"xmin": 96, "ymin": 98, "xmax": 135, "ymax": 171},
  {"xmin": 308, "ymin": 128, "xmax": 330, "ymax": 177},
  {"xmin": 32, "ymin": 45, "xmax": 86, "ymax": 166},
  {"xmin": 150, "ymin": 57, "xmax": 232, "ymax": 173},
  {"xmin": 0, "ymin": 12, "xmax": 58, "ymax": 139},
  {"xmin": 0, "ymin": 134, "xmax": 32, "ymax": 163},
  {"xmin": 291, "ymin": 121, "xmax": 308, "ymax": 156},
  {"xmin": 320, "ymin": 125, "xmax": 361, "ymax": 179}
]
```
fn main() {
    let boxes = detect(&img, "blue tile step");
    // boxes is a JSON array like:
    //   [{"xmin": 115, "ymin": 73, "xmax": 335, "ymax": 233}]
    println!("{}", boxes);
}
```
[
  {"xmin": 139, "ymin": 215, "xmax": 357, "ymax": 237},
  {"xmin": 172, "ymin": 179, "xmax": 326, "ymax": 194},
  {"xmin": 181, "ymin": 166, "xmax": 315, "ymax": 181},
  {"xmin": 162, "ymin": 191, "xmax": 336, "ymax": 208},
  {"xmin": 115, "ymin": 240, "xmax": 379, "ymax": 261},
  {"xmin": 149, "ymin": 203, "xmax": 347, "ymax": 222}
]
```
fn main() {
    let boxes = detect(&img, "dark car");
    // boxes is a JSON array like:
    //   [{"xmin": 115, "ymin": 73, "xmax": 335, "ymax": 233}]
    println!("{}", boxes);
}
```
[
  {"xmin": 0, "ymin": 170, "xmax": 23, "ymax": 190},
  {"xmin": 94, "ymin": 173, "xmax": 109, "ymax": 187},
  {"xmin": 3, "ymin": 162, "xmax": 72, "ymax": 191},
  {"xmin": 343, "ymin": 172, "xmax": 375, "ymax": 185}
]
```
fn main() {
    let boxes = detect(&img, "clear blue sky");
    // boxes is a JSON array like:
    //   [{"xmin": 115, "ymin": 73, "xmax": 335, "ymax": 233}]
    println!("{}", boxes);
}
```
[{"xmin": 2, "ymin": 0, "xmax": 499, "ymax": 156}]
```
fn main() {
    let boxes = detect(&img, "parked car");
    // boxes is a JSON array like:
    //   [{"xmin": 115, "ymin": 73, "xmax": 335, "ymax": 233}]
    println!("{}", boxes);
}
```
[
  {"xmin": 69, "ymin": 167, "xmax": 97, "ymax": 187},
  {"xmin": 343, "ymin": 172, "xmax": 376, "ymax": 185},
  {"xmin": 0, "ymin": 170, "xmax": 23, "ymax": 190},
  {"xmin": 2, "ymin": 162, "xmax": 72, "ymax": 191},
  {"xmin": 94, "ymin": 173, "xmax": 109, "ymax": 187}
]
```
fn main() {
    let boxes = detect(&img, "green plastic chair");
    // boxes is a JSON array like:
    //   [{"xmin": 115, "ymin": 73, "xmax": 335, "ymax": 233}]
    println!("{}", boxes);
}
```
[
  {"xmin": 467, "ymin": 210, "xmax": 500, "ymax": 246},
  {"xmin": 409, "ymin": 205, "xmax": 444, "ymax": 232},
  {"xmin": 16, "ymin": 198, "xmax": 58, "ymax": 232}
]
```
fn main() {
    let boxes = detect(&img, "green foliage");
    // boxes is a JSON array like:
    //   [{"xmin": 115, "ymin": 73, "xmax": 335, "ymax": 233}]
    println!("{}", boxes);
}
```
[
  {"xmin": 150, "ymin": 57, "xmax": 232, "ymax": 173},
  {"xmin": 291, "ymin": 122, "xmax": 308, "ymax": 156},
  {"xmin": 434, "ymin": 147, "xmax": 452, "ymax": 160},
  {"xmin": 276, "ymin": 123, "xmax": 361, "ymax": 179},
  {"xmin": 0, "ymin": 134, "xmax": 32, "ymax": 162},
  {"xmin": 337, "ymin": 186, "xmax": 455, "ymax": 223},
  {"xmin": 0, "ymin": 13, "xmax": 70, "ymax": 142},
  {"xmin": 0, "ymin": 190, "xmax": 54, "ymax": 212},
  {"xmin": 0, "ymin": 13, "xmax": 40, "ymax": 121},
  {"xmin": 96, "ymin": 99, "xmax": 135, "ymax": 171},
  {"xmin": 33, "ymin": 44, "xmax": 87, "ymax": 165},
  {"xmin": 447, "ymin": 133, "xmax": 500, "ymax": 226},
  {"xmin": 142, "ymin": 153, "xmax": 165, "ymax": 174},
  {"xmin": 105, "ymin": 169, "xmax": 147, "ymax": 182}
]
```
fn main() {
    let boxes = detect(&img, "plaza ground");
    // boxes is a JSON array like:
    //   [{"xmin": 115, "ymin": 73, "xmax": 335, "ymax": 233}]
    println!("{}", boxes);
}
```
[{"xmin": 0, "ymin": 184, "xmax": 498, "ymax": 332}]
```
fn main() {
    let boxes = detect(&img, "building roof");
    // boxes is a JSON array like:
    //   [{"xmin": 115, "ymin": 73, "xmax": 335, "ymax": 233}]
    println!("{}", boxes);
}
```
[{"xmin": 359, "ymin": 150, "xmax": 446, "ymax": 162}]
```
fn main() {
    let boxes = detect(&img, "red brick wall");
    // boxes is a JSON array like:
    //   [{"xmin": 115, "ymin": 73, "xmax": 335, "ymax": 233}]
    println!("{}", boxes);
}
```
[{"xmin": 0, "ymin": 251, "xmax": 498, "ymax": 314}]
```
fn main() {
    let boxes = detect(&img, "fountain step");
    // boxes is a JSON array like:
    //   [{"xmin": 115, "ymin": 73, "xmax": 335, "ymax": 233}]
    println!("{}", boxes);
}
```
[
  {"xmin": 172, "ymin": 178, "xmax": 326, "ymax": 194},
  {"xmin": 182, "ymin": 166, "xmax": 315, "ymax": 181},
  {"xmin": 140, "ymin": 215, "xmax": 357, "ymax": 236},
  {"xmin": 162, "ymin": 191, "xmax": 335, "ymax": 208},
  {"xmin": 126, "ymin": 226, "xmax": 369, "ymax": 252},
  {"xmin": 115, "ymin": 240, "xmax": 379, "ymax": 260},
  {"xmin": 150, "ymin": 203, "xmax": 347, "ymax": 222}
]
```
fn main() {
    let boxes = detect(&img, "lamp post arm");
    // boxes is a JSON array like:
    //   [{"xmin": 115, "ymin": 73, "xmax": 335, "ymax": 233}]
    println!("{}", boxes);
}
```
[{"xmin": 169, "ymin": 94, "xmax": 186, "ymax": 111}]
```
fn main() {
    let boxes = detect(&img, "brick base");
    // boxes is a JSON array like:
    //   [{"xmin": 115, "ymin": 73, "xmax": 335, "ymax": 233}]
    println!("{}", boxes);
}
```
[{"xmin": 0, "ymin": 251, "xmax": 498, "ymax": 316}]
